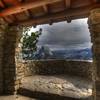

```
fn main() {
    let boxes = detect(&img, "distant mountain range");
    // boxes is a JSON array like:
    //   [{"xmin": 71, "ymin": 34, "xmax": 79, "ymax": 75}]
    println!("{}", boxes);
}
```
[
  {"xmin": 52, "ymin": 48, "xmax": 92, "ymax": 60},
  {"xmin": 23, "ymin": 46, "xmax": 93, "ymax": 60}
]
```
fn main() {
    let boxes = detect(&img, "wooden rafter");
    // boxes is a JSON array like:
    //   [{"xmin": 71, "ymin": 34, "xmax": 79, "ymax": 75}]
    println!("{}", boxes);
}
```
[
  {"xmin": 14, "ymin": 3, "xmax": 100, "ymax": 26},
  {"xmin": 25, "ymin": 10, "xmax": 31, "ymax": 18},
  {"xmin": 29, "ymin": 10, "xmax": 34, "ymax": 18},
  {"xmin": 65, "ymin": 0, "xmax": 71, "ymax": 8},
  {"xmin": 4, "ymin": 15, "xmax": 15, "ymax": 23},
  {"xmin": 0, "ymin": 0, "xmax": 5, "ymax": 8},
  {"xmin": 12, "ymin": 14, "xmax": 18, "ymax": 21},
  {"xmin": 43, "ymin": 5, "xmax": 48, "ymax": 13},
  {"xmin": 92, "ymin": 0, "xmax": 98, "ymax": 2},
  {"xmin": 0, "ymin": 0, "xmax": 62, "ymax": 17},
  {"xmin": 0, "ymin": 0, "xmax": 7, "ymax": 7},
  {"xmin": 3, "ymin": 0, "xmax": 19, "ymax": 6}
]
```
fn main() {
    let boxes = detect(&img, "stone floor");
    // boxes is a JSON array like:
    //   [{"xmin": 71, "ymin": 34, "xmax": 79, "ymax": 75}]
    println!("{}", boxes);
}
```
[
  {"xmin": 0, "ymin": 95, "xmax": 37, "ymax": 100},
  {"xmin": 0, "ymin": 75, "xmax": 93, "ymax": 100},
  {"xmin": 21, "ymin": 75, "xmax": 93, "ymax": 99}
]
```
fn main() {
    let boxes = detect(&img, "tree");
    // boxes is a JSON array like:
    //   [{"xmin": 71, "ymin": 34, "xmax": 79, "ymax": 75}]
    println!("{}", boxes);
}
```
[{"xmin": 22, "ymin": 28, "xmax": 42, "ymax": 52}]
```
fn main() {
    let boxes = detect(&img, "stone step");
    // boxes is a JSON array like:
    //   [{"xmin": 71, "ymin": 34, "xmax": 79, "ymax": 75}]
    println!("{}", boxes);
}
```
[{"xmin": 18, "ymin": 75, "xmax": 93, "ymax": 100}]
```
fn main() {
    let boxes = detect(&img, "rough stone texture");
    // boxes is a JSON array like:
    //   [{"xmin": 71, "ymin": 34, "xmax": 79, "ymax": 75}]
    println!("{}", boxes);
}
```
[
  {"xmin": 21, "ymin": 75, "xmax": 93, "ymax": 99},
  {"xmin": 88, "ymin": 8, "xmax": 100, "ymax": 100},
  {"xmin": 23, "ymin": 60, "xmax": 93, "ymax": 80},
  {"xmin": 0, "ymin": 23, "xmax": 4, "ymax": 94},
  {"xmin": 0, "ymin": 18, "xmax": 8, "ymax": 94},
  {"xmin": 2, "ymin": 26, "xmax": 24, "ymax": 94},
  {"xmin": 0, "ymin": 95, "xmax": 37, "ymax": 100}
]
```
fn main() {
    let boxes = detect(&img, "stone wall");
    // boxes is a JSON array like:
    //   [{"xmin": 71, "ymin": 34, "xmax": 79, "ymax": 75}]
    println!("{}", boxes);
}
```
[
  {"xmin": 0, "ymin": 19, "xmax": 6, "ymax": 94},
  {"xmin": 23, "ymin": 60, "xmax": 93, "ymax": 80},
  {"xmin": 0, "ymin": 32, "xmax": 3, "ymax": 94},
  {"xmin": 88, "ymin": 8, "xmax": 100, "ymax": 100},
  {"xmin": 2, "ymin": 26, "xmax": 24, "ymax": 94},
  {"xmin": 0, "ymin": 22, "xmax": 27, "ymax": 95}
]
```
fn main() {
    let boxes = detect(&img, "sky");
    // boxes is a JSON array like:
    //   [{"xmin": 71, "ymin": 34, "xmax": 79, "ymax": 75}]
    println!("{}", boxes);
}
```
[{"xmin": 29, "ymin": 18, "xmax": 92, "ymax": 50}]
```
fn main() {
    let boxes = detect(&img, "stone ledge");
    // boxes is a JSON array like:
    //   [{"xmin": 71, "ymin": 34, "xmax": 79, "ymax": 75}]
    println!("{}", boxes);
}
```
[{"xmin": 23, "ymin": 60, "xmax": 93, "ymax": 80}]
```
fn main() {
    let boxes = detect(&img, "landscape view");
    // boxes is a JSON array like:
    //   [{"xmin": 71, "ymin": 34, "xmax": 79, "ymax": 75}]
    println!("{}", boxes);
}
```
[{"xmin": 22, "ymin": 18, "xmax": 93, "ymax": 60}]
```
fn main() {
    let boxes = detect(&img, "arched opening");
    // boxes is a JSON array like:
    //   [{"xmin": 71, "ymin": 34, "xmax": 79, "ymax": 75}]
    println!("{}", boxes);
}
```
[
  {"xmin": 22, "ymin": 18, "xmax": 93, "ymax": 61},
  {"xmin": 18, "ymin": 18, "xmax": 93, "ymax": 100}
]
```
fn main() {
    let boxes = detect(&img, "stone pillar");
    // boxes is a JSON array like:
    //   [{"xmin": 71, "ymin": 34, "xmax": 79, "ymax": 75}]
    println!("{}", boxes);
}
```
[
  {"xmin": 3, "ymin": 26, "xmax": 24, "ymax": 94},
  {"xmin": 0, "ymin": 19, "xmax": 7, "ymax": 94},
  {"xmin": 88, "ymin": 8, "xmax": 100, "ymax": 100}
]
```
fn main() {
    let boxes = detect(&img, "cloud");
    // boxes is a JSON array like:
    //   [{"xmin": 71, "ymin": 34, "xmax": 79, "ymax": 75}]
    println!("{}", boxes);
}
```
[{"xmin": 31, "ymin": 18, "xmax": 91, "ymax": 49}]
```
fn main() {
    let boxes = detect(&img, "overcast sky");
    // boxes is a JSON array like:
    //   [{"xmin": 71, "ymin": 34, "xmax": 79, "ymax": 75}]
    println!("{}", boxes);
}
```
[{"xmin": 30, "ymin": 18, "xmax": 92, "ymax": 50}]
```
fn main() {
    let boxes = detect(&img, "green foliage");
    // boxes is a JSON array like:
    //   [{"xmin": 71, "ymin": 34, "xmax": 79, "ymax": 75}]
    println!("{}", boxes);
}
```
[{"xmin": 22, "ymin": 28, "xmax": 42, "ymax": 52}]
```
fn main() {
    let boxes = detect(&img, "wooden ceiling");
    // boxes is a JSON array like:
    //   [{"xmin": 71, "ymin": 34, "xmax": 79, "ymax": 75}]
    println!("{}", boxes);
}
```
[{"xmin": 0, "ymin": 0, "xmax": 99, "ymax": 26}]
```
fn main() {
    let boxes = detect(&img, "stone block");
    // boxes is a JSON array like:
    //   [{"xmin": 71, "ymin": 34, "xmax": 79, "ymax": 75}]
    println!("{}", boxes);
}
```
[
  {"xmin": 90, "ymin": 9, "xmax": 100, "ymax": 25},
  {"xmin": 96, "ymin": 81, "xmax": 100, "ymax": 92}
]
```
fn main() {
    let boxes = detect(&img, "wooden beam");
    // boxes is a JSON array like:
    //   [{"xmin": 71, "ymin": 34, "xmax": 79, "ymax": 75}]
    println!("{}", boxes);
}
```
[
  {"xmin": 0, "ymin": 0, "xmax": 5, "ymax": 8},
  {"xmin": 92, "ymin": 0, "xmax": 97, "ymax": 2},
  {"xmin": 66, "ymin": 16, "xmax": 71, "ymax": 23},
  {"xmin": 92, "ymin": 0, "xmax": 99, "ymax": 3},
  {"xmin": 97, "ymin": 0, "xmax": 100, "ymax": 2},
  {"xmin": 0, "ymin": 0, "xmax": 62, "ymax": 17},
  {"xmin": 27, "ymin": 10, "xmax": 33, "ymax": 18},
  {"xmin": 43, "ymin": 5, "xmax": 48, "ymax": 13},
  {"xmin": 14, "ymin": 3, "xmax": 100, "ymax": 26},
  {"xmin": 25, "ymin": 10, "xmax": 31, "ymax": 18},
  {"xmin": 65, "ymin": 0, "xmax": 71, "ymax": 8},
  {"xmin": 3, "ymin": 0, "xmax": 19, "ymax": 5}
]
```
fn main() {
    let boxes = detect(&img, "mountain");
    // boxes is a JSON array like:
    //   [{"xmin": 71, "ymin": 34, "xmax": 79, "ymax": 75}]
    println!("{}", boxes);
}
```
[
  {"xmin": 23, "ymin": 47, "xmax": 92, "ymax": 60},
  {"xmin": 52, "ymin": 48, "xmax": 92, "ymax": 60},
  {"xmin": 33, "ymin": 46, "xmax": 53, "ymax": 59}
]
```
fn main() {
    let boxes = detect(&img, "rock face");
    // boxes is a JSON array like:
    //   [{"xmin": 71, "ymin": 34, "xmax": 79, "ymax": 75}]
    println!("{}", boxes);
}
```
[
  {"xmin": 33, "ymin": 46, "xmax": 53, "ymax": 59},
  {"xmin": 23, "ymin": 47, "xmax": 92, "ymax": 60}
]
